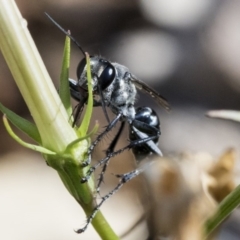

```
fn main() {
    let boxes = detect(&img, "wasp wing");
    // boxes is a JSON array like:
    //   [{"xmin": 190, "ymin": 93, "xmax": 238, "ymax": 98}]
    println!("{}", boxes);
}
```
[{"xmin": 130, "ymin": 74, "xmax": 170, "ymax": 111}]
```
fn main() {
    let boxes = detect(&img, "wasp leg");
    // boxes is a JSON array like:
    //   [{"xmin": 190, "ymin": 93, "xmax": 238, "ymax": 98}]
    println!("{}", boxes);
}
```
[
  {"xmin": 82, "ymin": 113, "xmax": 122, "ymax": 167},
  {"xmin": 76, "ymin": 168, "xmax": 144, "ymax": 234}
]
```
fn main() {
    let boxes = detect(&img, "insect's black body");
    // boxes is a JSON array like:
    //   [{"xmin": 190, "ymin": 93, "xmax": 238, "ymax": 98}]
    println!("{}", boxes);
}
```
[
  {"xmin": 45, "ymin": 13, "xmax": 169, "ymax": 234},
  {"xmin": 70, "ymin": 54, "xmax": 168, "ymax": 167}
]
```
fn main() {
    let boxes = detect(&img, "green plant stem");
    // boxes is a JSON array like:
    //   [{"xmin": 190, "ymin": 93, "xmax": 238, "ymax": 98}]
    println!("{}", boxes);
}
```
[
  {"xmin": 0, "ymin": 0, "xmax": 75, "ymax": 151},
  {"xmin": 0, "ymin": 0, "xmax": 119, "ymax": 239},
  {"xmin": 204, "ymin": 184, "xmax": 240, "ymax": 238}
]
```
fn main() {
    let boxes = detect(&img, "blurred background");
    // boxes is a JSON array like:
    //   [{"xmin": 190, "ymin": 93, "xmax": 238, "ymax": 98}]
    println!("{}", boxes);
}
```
[{"xmin": 0, "ymin": 0, "xmax": 240, "ymax": 239}]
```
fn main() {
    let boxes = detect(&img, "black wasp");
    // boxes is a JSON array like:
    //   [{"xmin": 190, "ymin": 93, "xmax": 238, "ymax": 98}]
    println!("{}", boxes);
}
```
[
  {"xmin": 69, "ymin": 53, "xmax": 170, "ymax": 171},
  {"xmin": 45, "ymin": 14, "xmax": 169, "ymax": 164},
  {"xmin": 45, "ymin": 13, "xmax": 169, "ymax": 233}
]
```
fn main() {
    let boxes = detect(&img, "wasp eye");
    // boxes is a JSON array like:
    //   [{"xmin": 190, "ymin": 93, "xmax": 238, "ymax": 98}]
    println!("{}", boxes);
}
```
[
  {"xmin": 76, "ymin": 58, "xmax": 87, "ymax": 80},
  {"xmin": 99, "ymin": 63, "xmax": 116, "ymax": 90}
]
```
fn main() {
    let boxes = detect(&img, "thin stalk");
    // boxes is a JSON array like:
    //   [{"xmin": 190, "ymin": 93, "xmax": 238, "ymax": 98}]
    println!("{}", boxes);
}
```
[{"xmin": 0, "ymin": 0, "xmax": 119, "ymax": 239}]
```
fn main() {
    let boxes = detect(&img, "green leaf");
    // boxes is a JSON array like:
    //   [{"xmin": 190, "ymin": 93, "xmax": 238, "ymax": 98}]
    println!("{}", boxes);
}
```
[
  {"xmin": 0, "ymin": 102, "xmax": 41, "ymax": 144},
  {"xmin": 3, "ymin": 115, "xmax": 55, "ymax": 155},
  {"xmin": 205, "ymin": 184, "xmax": 240, "ymax": 238},
  {"xmin": 78, "ymin": 53, "xmax": 93, "ymax": 136},
  {"xmin": 59, "ymin": 36, "xmax": 72, "ymax": 119}
]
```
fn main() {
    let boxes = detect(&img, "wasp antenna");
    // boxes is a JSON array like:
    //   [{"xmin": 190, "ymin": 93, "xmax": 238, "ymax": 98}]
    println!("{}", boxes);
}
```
[{"xmin": 45, "ymin": 12, "xmax": 86, "ymax": 56}]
